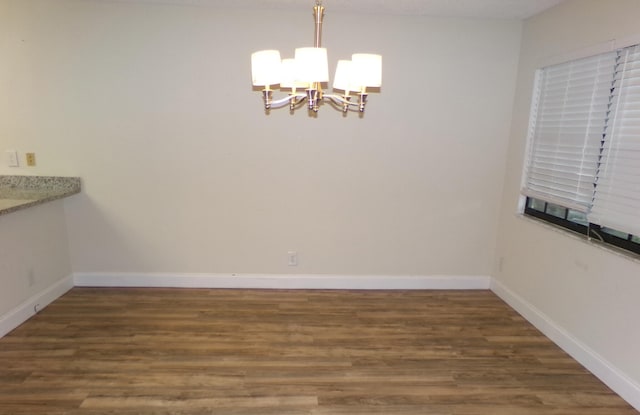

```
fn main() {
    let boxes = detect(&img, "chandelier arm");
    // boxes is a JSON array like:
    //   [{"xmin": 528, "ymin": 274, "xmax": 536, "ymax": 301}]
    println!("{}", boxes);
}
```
[
  {"xmin": 266, "ymin": 93, "xmax": 307, "ymax": 109},
  {"xmin": 324, "ymin": 94, "xmax": 348, "ymax": 105},
  {"xmin": 324, "ymin": 97, "xmax": 360, "ymax": 113},
  {"xmin": 324, "ymin": 94, "xmax": 369, "ymax": 113},
  {"xmin": 324, "ymin": 94, "xmax": 357, "ymax": 107}
]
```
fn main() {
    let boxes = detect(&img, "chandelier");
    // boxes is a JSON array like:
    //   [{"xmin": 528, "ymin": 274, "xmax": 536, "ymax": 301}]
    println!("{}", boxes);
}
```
[{"xmin": 250, "ymin": 0, "xmax": 382, "ymax": 115}]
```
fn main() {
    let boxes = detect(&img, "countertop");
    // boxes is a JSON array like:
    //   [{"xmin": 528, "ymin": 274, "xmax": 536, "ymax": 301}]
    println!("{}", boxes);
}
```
[{"xmin": 0, "ymin": 175, "xmax": 81, "ymax": 215}]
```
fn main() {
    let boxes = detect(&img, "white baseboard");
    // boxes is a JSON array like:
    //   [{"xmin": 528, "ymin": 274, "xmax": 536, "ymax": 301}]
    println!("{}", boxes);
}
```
[
  {"xmin": 0, "ymin": 275, "xmax": 74, "ymax": 338},
  {"xmin": 73, "ymin": 273, "xmax": 491, "ymax": 290},
  {"xmin": 490, "ymin": 278, "xmax": 640, "ymax": 412}
]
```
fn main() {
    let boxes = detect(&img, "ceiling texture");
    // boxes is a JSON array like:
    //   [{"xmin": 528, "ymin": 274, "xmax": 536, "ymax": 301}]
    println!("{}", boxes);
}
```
[{"xmin": 96, "ymin": 0, "xmax": 567, "ymax": 20}]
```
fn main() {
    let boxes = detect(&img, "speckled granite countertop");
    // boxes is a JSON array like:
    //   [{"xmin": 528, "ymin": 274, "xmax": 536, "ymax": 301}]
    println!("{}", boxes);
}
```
[{"xmin": 0, "ymin": 175, "xmax": 81, "ymax": 215}]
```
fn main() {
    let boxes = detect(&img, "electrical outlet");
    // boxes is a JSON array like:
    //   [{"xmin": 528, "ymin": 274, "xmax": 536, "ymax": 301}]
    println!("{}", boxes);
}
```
[
  {"xmin": 26, "ymin": 152, "xmax": 36, "ymax": 166},
  {"xmin": 5, "ymin": 150, "xmax": 19, "ymax": 167},
  {"xmin": 287, "ymin": 251, "xmax": 298, "ymax": 266}
]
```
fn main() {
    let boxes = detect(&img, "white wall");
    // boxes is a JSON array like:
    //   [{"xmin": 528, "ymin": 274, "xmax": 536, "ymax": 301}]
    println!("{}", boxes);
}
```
[
  {"xmin": 0, "ymin": 0, "xmax": 521, "ymax": 277},
  {"xmin": 495, "ymin": 0, "xmax": 640, "ymax": 406}
]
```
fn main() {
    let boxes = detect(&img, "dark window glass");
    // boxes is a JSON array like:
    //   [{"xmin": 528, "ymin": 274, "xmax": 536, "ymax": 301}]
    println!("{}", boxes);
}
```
[
  {"xmin": 602, "ymin": 227, "xmax": 629, "ymax": 240},
  {"xmin": 546, "ymin": 204, "xmax": 567, "ymax": 219},
  {"xmin": 527, "ymin": 198, "xmax": 546, "ymax": 212},
  {"xmin": 567, "ymin": 210, "xmax": 588, "ymax": 226}
]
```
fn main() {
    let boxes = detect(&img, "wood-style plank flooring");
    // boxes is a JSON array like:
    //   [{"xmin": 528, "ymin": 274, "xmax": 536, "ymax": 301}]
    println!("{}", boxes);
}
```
[{"xmin": 0, "ymin": 288, "xmax": 636, "ymax": 414}]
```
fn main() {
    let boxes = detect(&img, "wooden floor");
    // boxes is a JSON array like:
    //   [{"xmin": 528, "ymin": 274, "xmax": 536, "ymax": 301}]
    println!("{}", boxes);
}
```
[{"xmin": 0, "ymin": 288, "xmax": 636, "ymax": 415}]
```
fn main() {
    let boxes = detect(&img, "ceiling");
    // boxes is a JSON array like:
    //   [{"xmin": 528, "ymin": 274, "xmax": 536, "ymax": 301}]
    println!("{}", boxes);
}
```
[{"xmin": 100, "ymin": 0, "xmax": 567, "ymax": 20}]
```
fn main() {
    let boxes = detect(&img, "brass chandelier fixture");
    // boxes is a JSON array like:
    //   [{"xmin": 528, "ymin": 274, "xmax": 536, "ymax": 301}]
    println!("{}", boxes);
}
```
[{"xmin": 250, "ymin": 0, "xmax": 382, "ymax": 115}]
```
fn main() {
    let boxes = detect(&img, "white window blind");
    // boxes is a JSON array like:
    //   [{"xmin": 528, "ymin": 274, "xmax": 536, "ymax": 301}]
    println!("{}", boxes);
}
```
[
  {"xmin": 589, "ymin": 45, "xmax": 640, "ymax": 235},
  {"xmin": 522, "ymin": 52, "xmax": 617, "ymax": 212}
]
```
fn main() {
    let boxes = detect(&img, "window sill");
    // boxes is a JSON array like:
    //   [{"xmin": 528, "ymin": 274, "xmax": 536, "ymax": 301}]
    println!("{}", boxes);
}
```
[{"xmin": 516, "ymin": 213, "xmax": 640, "ymax": 264}]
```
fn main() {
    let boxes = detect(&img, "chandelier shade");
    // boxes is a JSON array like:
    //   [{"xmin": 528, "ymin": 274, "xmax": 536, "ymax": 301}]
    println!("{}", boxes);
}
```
[
  {"xmin": 294, "ymin": 47, "xmax": 329, "ymax": 83},
  {"xmin": 352, "ymin": 53, "xmax": 382, "ymax": 88},
  {"xmin": 332, "ymin": 60, "xmax": 355, "ymax": 92},
  {"xmin": 250, "ymin": 0, "xmax": 381, "ymax": 114},
  {"xmin": 333, "ymin": 54, "xmax": 382, "ymax": 93},
  {"xmin": 280, "ymin": 58, "xmax": 307, "ymax": 89},
  {"xmin": 250, "ymin": 50, "xmax": 282, "ymax": 87}
]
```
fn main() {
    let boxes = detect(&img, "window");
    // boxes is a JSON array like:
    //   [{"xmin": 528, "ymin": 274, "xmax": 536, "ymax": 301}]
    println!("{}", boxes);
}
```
[{"xmin": 522, "ymin": 44, "xmax": 640, "ymax": 256}]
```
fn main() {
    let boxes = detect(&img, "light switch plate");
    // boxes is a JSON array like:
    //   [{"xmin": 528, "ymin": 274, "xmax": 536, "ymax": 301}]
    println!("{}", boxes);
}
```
[
  {"xmin": 5, "ymin": 150, "xmax": 19, "ymax": 167},
  {"xmin": 287, "ymin": 251, "xmax": 298, "ymax": 266}
]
